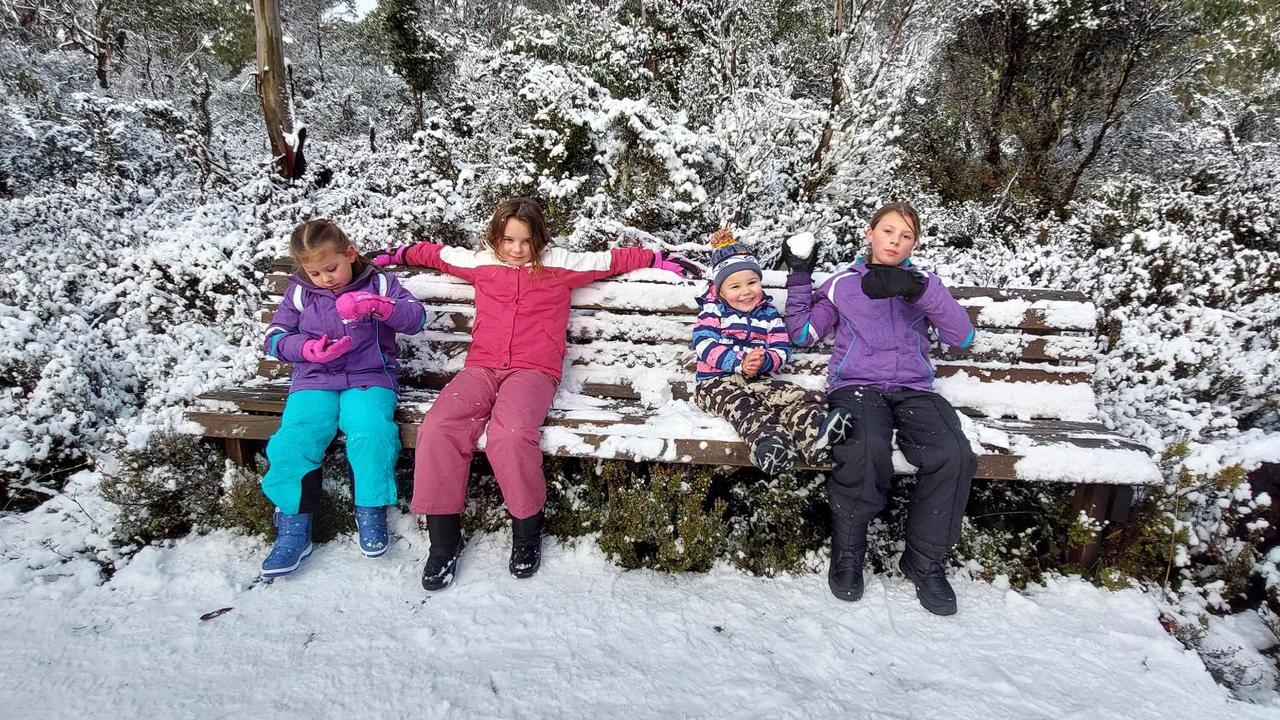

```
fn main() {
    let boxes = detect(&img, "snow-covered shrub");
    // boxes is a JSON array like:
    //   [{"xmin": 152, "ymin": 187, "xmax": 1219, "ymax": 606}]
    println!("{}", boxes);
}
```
[
  {"xmin": 544, "ymin": 457, "xmax": 608, "ymax": 540},
  {"xmin": 0, "ymin": 179, "xmax": 263, "ymax": 499},
  {"xmin": 723, "ymin": 470, "xmax": 827, "ymax": 576},
  {"xmin": 100, "ymin": 434, "xmax": 227, "ymax": 545},
  {"xmin": 598, "ymin": 461, "xmax": 728, "ymax": 572}
]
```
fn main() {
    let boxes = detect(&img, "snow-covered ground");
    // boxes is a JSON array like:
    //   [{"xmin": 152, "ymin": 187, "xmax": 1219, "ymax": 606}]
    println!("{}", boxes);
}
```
[{"xmin": 1, "ymin": 474, "xmax": 1274, "ymax": 719}]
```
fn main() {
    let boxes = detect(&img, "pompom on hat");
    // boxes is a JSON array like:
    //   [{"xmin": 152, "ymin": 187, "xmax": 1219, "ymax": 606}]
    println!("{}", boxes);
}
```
[{"xmin": 708, "ymin": 228, "xmax": 762, "ymax": 291}]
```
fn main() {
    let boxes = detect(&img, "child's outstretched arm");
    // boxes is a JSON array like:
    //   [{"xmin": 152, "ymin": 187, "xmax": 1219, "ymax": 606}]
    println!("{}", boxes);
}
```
[
  {"xmin": 550, "ymin": 247, "xmax": 665, "ymax": 289},
  {"xmin": 784, "ymin": 271, "xmax": 839, "ymax": 347},
  {"xmin": 691, "ymin": 299, "xmax": 745, "ymax": 375},
  {"xmin": 374, "ymin": 242, "xmax": 482, "ymax": 283},
  {"xmin": 913, "ymin": 273, "xmax": 976, "ymax": 349},
  {"xmin": 263, "ymin": 282, "xmax": 310, "ymax": 362}
]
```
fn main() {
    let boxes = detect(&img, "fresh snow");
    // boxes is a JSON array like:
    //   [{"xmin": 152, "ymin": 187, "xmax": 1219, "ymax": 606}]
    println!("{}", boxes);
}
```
[{"xmin": 0, "ymin": 477, "xmax": 1272, "ymax": 719}]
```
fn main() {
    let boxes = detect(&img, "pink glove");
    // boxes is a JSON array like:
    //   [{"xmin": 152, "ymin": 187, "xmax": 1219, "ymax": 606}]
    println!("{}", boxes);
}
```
[
  {"xmin": 301, "ymin": 335, "xmax": 352, "ymax": 363},
  {"xmin": 335, "ymin": 291, "xmax": 395, "ymax": 322},
  {"xmin": 650, "ymin": 250, "xmax": 704, "ymax": 279},
  {"xmin": 371, "ymin": 246, "xmax": 408, "ymax": 267}
]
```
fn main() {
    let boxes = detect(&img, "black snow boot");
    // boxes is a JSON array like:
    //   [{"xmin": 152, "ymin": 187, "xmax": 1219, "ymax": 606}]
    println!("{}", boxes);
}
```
[
  {"xmin": 898, "ymin": 547, "xmax": 958, "ymax": 616},
  {"xmin": 828, "ymin": 513, "xmax": 868, "ymax": 602},
  {"xmin": 421, "ymin": 514, "xmax": 464, "ymax": 591},
  {"xmin": 509, "ymin": 510, "xmax": 544, "ymax": 579},
  {"xmin": 751, "ymin": 436, "xmax": 796, "ymax": 476}
]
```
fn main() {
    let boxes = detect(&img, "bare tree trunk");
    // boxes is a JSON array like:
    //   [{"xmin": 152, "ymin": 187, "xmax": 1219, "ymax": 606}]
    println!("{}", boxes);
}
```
[
  {"xmin": 799, "ymin": 0, "xmax": 848, "ymax": 201},
  {"xmin": 1057, "ymin": 51, "xmax": 1136, "ymax": 213},
  {"xmin": 252, "ymin": 0, "xmax": 304, "ymax": 179},
  {"xmin": 983, "ymin": 12, "xmax": 1018, "ymax": 173}
]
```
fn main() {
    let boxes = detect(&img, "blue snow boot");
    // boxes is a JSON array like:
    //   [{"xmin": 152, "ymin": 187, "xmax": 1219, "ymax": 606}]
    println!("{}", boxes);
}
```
[
  {"xmin": 354, "ymin": 505, "xmax": 390, "ymax": 558},
  {"xmin": 261, "ymin": 510, "xmax": 313, "ymax": 578}
]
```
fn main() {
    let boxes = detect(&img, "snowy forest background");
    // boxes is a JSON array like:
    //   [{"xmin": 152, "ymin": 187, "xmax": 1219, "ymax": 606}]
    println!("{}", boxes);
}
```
[{"xmin": 1, "ymin": 0, "xmax": 1278, "ymax": 701}]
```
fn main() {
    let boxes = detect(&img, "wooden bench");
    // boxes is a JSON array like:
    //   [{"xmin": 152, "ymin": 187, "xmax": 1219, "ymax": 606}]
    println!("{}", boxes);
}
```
[{"xmin": 187, "ymin": 258, "xmax": 1162, "ymax": 562}]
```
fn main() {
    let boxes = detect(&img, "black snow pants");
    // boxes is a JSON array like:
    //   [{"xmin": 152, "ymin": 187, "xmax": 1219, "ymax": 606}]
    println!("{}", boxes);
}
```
[{"xmin": 827, "ymin": 385, "xmax": 977, "ymax": 561}]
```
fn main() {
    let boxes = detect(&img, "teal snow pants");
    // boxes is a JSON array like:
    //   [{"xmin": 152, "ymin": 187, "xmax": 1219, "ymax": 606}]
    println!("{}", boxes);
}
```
[{"xmin": 261, "ymin": 387, "xmax": 400, "ymax": 514}]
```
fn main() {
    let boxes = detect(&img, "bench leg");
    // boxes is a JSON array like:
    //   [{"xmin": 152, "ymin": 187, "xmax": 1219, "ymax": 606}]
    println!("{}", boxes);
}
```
[
  {"xmin": 224, "ymin": 438, "xmax": 263, "ymax": 467},
  {"xmin": 1067, "ymin": 483, "xmax": 1134, "ymax": 567}
]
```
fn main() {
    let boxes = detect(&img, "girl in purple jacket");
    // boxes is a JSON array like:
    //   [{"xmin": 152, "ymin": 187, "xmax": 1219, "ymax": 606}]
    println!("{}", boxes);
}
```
[
  {"xmin": 783, "ymin": 202, "xmax": 977, "ymax": 615},
  {"xmin": 258, "ymin": 219, "xmax": 426, "ymax": 579}
]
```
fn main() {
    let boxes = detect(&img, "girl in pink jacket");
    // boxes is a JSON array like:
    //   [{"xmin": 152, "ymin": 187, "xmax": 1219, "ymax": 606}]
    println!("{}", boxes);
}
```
[{"xmin": 373, "ymin": 198, "xmax": 699, "ymax": 591}]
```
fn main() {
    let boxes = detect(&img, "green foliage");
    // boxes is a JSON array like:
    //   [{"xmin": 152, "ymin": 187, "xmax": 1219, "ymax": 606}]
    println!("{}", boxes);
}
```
[
  {"xmin": 380, "ymin": 0, "xmax": 454, "ymax": 97},
  {"xmin": 116, "ymin": 0, "xmax": 255, "ymax": 77},
  {"xmin": 723, "ymin": 470, "xmax": 827, "ymax": 576},
  {"xmin": 598, "ymin": 461, "xmax": 729, "ymax": 572},
  {"xmin": 902, "ymin": 0, "xmax": 1197, "ymax": 208},
  {"xmin": 544, "ymin": 458, "xmax": 608, "ymax": 539},
  {"xmin": 218, "ymin": 459, "xmax": 274, "ymax": 539},
  {"xmin": 101, "ymin": 433, "xmax": 226, "ymax": 545}
]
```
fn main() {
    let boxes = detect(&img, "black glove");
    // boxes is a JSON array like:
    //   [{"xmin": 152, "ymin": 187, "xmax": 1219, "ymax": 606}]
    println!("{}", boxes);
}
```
[
  {"xmin": 779, "ymin": 234, "xmax": 819, "ymax": 273},
  {"xmin": 861, "ymin": 264, "xmax": 926, "ymax": 302}
]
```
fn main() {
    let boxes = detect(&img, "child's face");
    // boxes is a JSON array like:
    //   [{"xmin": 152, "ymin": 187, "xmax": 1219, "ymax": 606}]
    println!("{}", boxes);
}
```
[
  {"xmin": 300, "ymin": 244, "xmax": 357, "ymax": 291},
  {"xmin": 719, "ymin": 269, "xmax": 764, "ymax": 313},
  {"xmin": 865, "ymin": 212, "xmax": 917, "ymax": 265},
  {"xmin": 494, "ymin": 217, "xmax": 535, "ymax": 267}
]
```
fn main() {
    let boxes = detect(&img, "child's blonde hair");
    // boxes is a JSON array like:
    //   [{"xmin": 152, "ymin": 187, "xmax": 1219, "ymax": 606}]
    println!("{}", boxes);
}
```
[{"xmin": 289, "ymin": 218, "xmax": 374, "ymax": 276}]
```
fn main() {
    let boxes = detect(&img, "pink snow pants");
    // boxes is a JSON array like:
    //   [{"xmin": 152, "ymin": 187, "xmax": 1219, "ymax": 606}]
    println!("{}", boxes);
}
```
[{"xmin": 410, "ymin": 366, "xmax": 558, "ymax": 520}]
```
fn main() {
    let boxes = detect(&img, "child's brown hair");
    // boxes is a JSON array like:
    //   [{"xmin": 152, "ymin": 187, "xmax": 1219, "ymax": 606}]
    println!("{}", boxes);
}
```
[
  {"xmin": 289, "ymin": 218, "xmax": 375, "ymax": 276},
  {"xmin": 868, "ymin": 202, "xmax": 922, "ymax": 238},
  {"xmin": 484, "ymin": 198, "xmax": 552, "ymax": 272}
]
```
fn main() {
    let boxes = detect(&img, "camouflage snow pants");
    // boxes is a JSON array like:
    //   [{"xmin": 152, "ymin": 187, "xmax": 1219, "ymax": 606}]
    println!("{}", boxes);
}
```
[{"xmin": 693, "ymin": 374, "xmax": 829, "ymax": 467}]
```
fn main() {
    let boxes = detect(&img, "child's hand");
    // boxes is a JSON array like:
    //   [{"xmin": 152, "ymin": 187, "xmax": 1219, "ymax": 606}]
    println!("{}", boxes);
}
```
[
  {"xmin": 301, "ymin": 334, "xmax": 352, "ymax": 363},
  {"xmin": 741, "ymin": 348, "xmax": 766, "ymax": 377},
  {"xmin": 651, "ymin": 251, "xmax": 704, "ymax": 279},
  {"xmin": 780, "ymin": 232, "xmax": 819, "ymax": 273},
  {"xmin": 336, "ymin": 291, "xmax": 396, "ymax": 321},
  {"xmin": 370, "ymin": 246, "xmax": 408, "ymax": 267},
  {"xmin": 861, "ymin": 264, "xmax": 926, "ymax": 302}
]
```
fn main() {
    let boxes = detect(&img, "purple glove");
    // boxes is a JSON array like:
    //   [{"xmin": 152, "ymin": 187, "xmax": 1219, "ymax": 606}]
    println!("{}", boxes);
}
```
[
  {"xmin": 371, "ymin": 246, "xmax": 408, "ymax": 267},
  {"xmin": 335, "ymin": 291, "xmax": 396, "ymax": 322},
  {"xmin": 301, "ymin": 334, "xmax": 352, "ymax": 363},
  {"xmin": 651, "ymin": 250, "xmax": 704, "ymax": 279}
]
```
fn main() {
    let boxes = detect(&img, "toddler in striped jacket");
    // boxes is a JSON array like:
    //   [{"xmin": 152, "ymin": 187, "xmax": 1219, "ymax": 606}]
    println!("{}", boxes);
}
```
[{"xmin": 691, "ymin": 230, "xmax": 852, "ymax": 475}]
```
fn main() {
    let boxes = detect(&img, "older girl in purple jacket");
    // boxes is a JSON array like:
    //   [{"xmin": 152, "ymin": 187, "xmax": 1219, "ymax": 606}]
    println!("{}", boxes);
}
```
[
  {"xmin": 258, "ymin": 219, "xmax": 426, "ymax": 578},
  {"xmin": 783, "ymin": 203, "xmax": 977, "ymax": 615}
]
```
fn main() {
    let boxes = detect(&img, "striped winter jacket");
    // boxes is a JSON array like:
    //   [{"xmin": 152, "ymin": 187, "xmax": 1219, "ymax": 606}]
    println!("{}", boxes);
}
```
[{"xmin": 691, "ymin": 284, "xmax": 792, "ymax": 381}]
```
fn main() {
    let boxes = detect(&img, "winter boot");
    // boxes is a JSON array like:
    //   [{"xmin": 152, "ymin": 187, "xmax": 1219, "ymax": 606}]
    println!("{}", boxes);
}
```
[
  {"xmin": 421, "ymin": 514, "xmax": 464, "ymax": 591},
  {"xmin": 509, "ymin": 510, "xmax": 544, "ymax": 579},
  {"xmin": 898, "ymin": 547, "xmax": 958, "ymax": 616},
  {"xmin": 751, "ymin": 436, "xmax": 796, "ymax": 476},
  {"xmin": 828, "ymin": 513, "xmax": 868, "ymax": 601},
  {"xmin": 354, "ymin": 505, "xmax": 390, "ymax": 558},
  {"xmin": 812, "ymin": 407, "xmax": 855, "ymax": 454},
  {"xmin": 261, "ymin": 510, "xmax": 314, "ymax": 579}
]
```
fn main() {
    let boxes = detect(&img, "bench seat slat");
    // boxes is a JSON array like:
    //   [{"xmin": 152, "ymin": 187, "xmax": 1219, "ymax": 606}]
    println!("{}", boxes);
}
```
[{"xmin": 187, "ymin": 383, "xmax": 1159, "ymax": 485}]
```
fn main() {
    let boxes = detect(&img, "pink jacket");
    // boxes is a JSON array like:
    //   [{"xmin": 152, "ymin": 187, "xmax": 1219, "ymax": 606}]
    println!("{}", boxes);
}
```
[{"xmin": 403, "ymin": 243, "xmax": 655, "ymax": 381}]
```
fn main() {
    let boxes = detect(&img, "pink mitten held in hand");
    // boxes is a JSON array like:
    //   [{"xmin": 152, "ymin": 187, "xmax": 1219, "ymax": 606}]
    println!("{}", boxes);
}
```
[{"xmin": 301, "ymin": 334, "xmax": 352, "ymax": 363}]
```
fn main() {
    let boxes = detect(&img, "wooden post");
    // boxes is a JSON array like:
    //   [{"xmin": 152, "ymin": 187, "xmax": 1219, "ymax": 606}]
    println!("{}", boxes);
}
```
[
  {"xmin": 252, "ymin": 0, "xmax": 303, "ymax": 179},
  {"xmin": 1067, "ymin": 483, "xmax": 1134, "ymax": 566},
  {"xmin": 225, "ymin": 439, "xmax": 263, "ymax": 467}
]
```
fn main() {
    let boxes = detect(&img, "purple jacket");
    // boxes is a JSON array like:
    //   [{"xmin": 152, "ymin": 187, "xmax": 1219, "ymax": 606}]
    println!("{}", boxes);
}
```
[
  {"xmin": 785, "ymin": 262, "xmax": 975, "ymax": 393},
  {"xmin": 264, "ymin": 266, "xmax": 426, "ymax": 392}
]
